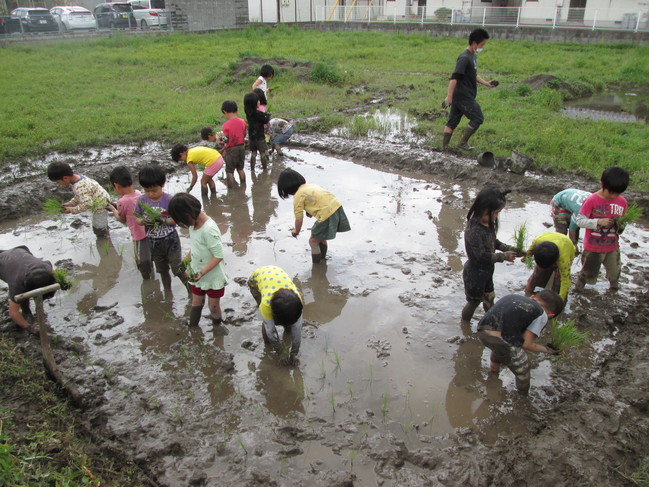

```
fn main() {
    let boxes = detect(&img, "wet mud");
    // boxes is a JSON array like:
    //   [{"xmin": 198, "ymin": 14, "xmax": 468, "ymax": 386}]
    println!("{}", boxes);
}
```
[{"xmin": 1, "ymin": 137, "xmax": 648, "ymax": 486}]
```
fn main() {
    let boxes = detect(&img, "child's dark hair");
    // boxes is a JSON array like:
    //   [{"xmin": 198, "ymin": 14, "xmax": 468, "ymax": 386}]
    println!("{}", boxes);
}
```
[
  {"xmin": 200, "ymin": 127, "xmax": 215, "ymax": 141},
  {"xmin": 469, "ymin": 28, "xmax": 490, "ymax": 45},
  {"xmin": 109, "ymin": 166, "xmax": 133, "ymax": 187},
  {"xmin": 535, "ymin": 289, "xmax": 565, "ymax": 315},
  {"xmin": 47, "ymin": 162, "xmax": 73, "ymax": 181},
  {"xmin": 138, "ymin": 165, "xmax": 166, "ymax": 188},
  {"xmin": 466, "ymin": 186, "xmax": 511, "ymax": 231},
  {"xmin": 243, "ymin": 92, "xmax": 260, "ymax": 119},
  {"xmin": 532, "ymin": 241, "xmax": 559, "ymax": 269},
  {"xmin": 601, "ymin": 166, "xmax": 630, "ymax": 194},
  {"xmin": 170, "ymin": 144, "xmax": 188, "ymax": 163},
  {"xmin": 253, "ymin": 88, "xmax": 267, "ymax": 106},
  {"xmin": 270, "ymin": 288, "xmax": 302, "ymax": 327},
  {"xmin": 277, "ymin": 168, "xmax": 306, "ymax": 199},
  {"xmin": 221, "ymin": 100, "xmax": 238, "ymax": 114},
  {"xmin": 259, "ymin": 64, "xmax": 274, "ymax": 79},
  {"xmin": 25, "ymin": 268, "xmax": 56, "ymax": 300},
  {"xmin": 168, "ymin": 193, "xmax": 201, "ymax": 227}
]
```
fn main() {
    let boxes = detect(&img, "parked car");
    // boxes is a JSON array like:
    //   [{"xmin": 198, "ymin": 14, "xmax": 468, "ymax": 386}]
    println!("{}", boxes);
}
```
[
  {"xmin": 0, "ymin": 15, "xmax": 22, "ymax": 34},
  {"xmin": 10, "ymin": 7, "xmax": 59, "ymax": 33},
  {"xmin": 93, "ymin": 2, "xmax": 137, "ymax": 29},
  {"xmin": 128, "ymin": 0, "xmax": 168, "ymax": 28},
  {"xmin": 50, "ymin": 6, "xmax": 97, "ymax": 31}
]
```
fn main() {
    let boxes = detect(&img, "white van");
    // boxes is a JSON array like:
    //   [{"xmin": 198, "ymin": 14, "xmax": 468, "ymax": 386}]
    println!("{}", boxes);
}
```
[{"xmin": 128, "ymin": 0, "xmax": 168, "ymax": 28}]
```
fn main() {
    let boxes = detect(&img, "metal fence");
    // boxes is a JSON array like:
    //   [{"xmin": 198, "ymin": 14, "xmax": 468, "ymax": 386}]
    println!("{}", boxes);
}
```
[{"xmin": 316, "ymin": 5, "xmax": 649, "ymax": 32}]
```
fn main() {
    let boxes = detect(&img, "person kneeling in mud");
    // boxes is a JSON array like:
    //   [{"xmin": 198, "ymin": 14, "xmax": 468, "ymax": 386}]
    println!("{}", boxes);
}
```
[
  {"xmin": 477, "ymin": 290, "xmax": 563, "ymax": 395},
  {"xmin": 248, "ymin": 265, "xmax": 303, "ymax": 366}
]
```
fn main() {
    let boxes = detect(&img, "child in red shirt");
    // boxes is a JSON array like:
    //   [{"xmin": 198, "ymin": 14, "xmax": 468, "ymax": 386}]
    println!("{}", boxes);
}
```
[
  {"xmin": 220, "ymin": 100, "xmax": 248, "ymax": 188},
  {"xmin": 574, "ymin": 166, "xmax": 629, "ymax": 291}
]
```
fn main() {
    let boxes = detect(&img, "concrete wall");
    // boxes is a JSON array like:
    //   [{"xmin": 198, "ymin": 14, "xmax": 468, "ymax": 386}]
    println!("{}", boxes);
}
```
[
  {"xmin": 168, "ymin": 0, "xmax": 248, "ymax": 31},
  {"xmin": 293, "ymin": 19, "xmax": 649, "ymax": 43}
]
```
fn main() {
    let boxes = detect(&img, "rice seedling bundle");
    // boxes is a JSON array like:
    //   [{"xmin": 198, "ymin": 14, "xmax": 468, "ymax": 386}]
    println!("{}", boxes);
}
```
[
  {"xmin": 43, "ymin": 198, "xmax": 64, "ymax": 216},
  {"xmin": 511, "ymin": 221, "xmax": 529, "ymax": 253},
  {"xmin": 53, "ymin": 268, "xmax": 74, "ymax": 291},
  {"xmin": 550, "ymin": 318, "xmax": 589, "ymax": 351},
  {"xmin": 617, "ymin": 203, "xmax": 643, "ymax": 227},
  {"xmin": 136, "ymin": 201, "xmax": 164, "ymax": 229}
]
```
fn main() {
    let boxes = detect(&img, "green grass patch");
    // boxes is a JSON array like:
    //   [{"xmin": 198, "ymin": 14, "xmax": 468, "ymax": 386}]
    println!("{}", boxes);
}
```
[{"xmin": 1, "ymin": 26, "xmax": 648, "ymax": 189}]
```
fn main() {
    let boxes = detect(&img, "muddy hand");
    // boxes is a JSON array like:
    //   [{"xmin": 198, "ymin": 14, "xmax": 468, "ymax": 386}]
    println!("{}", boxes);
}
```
[
  {"xmin": 489, "ymin": 80, "xmax": 499, "ymax": 87},
  {"xmin": 546, "ymin": 344, "xmax": 560, "ymax": 355},
  {"xmin": 504, "ymin": 251, "xmax": 517, "ymax": 262},
  {"xmin": 441, "ymin": 97, "xmax": 451, "ymax": 109}
]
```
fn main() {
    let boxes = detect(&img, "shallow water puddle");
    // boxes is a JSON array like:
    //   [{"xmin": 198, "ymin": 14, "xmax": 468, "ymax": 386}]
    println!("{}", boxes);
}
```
[{"xmin": 1, "ymin": 148, "xmax": 648, "ymax": 482}]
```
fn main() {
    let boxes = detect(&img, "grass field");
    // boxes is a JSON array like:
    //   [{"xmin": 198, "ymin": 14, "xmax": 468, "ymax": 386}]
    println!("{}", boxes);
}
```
[{"xmin": 1, "ymin": 25, "xmax": 648, "ymax": 189}]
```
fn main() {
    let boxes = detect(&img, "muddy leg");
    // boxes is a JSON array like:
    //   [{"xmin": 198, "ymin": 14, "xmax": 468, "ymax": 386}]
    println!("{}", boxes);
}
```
[
  {"xmin": 461, "ymin": 300, "xmax": 480, "ymax": 321},
  {"xmin": 237, "ymin": 169, "xmax": 246, "ymax": 186},
  {"xmin": 261, "ymin": 323, "xmax": 270, "ymax": 344},
  {"xmin": 260, "ymin": 150, "xmax": 269, "ymax": 170},
  {"xmin": 250, "ymin": 152, "xmax": 257, "ymax": 173},
  {"xmin": 319, "ymin": 241, "xmax": 328, "ymax": 260},
  {"xmin": 309, "ymin": 238, "xmax": 321, "ymax": 264},
  {"xmin": 226, "ymin": 172, "xmax": 236, "ymax": 188},
  {"xmin": 201, "ymin": 185, "xmax": 209, "ymax": 197},
  {"xmin": 160, "ymin": 271, "xmax": 172, "ymax": 292},
  {"xmin": 187, "ymin": 305, "xmax": 203, "ymax": 327},
  {"xmin": 482, "ymin": 291, "xmax": 496, "ymax": 312}
]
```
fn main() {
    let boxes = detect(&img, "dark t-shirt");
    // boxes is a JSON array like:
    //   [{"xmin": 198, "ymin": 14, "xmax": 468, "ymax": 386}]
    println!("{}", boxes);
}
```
[
  {"xmin": 451, "ymin": 49, "xmax": 478, "ymax": 100},
  {"xmin": 477, "ymin": 294, "xmax": 546, "ymax": 347},
  {"xmin": 247, "ymin": 109, "xmax": 271, "ymax": 141},
  {"xmin": 464, "ymin": 218, "xmax": 510, "ymax": 269},
  {"xmin": 0, "ymin": 246, "xmax": 53, "ymax": 302}
]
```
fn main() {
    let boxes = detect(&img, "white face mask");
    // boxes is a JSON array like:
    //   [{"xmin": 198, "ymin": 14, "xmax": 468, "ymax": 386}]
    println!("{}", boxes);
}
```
[{"xmin": 476, "ymin": 48, "xmax": 483, "ymax": 52}]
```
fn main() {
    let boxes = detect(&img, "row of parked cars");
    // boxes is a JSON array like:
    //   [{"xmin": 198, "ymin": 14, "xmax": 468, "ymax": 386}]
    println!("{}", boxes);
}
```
[{"xmin": 0, "ymin": 1, "xmax": 168, "ymax": 34}]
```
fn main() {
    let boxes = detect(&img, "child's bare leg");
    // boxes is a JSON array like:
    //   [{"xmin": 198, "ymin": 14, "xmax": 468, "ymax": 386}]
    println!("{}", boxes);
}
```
[
  {"xmin": 160, "ymin": 271, "xmax": 172, "ymax": 292},
  {"xmin": 482, "ymin": 291, "xmax": 495, "ymax": 312},
  {"xmin": 318, "ymin": 240, "xmax": 328, "ymax": 260},
  {"xmin": 461, "ymin": 300, "xmax": 480, "ymax": 321},
  {"xmin": 207, "ymin": 296, "xmax": 222, "ymax": 321},
  {"xmin": 226, "ymin": 172, "xmax": 236, "ymax": 188},
  {"xmin": 237, "ymin": 169, "xmax": 246, "ymax": 185},
  {"xmin": 308, "ymin": 237, "xmax": 321, "ymax": 263},
  {"xmin": 259, "ymin": 150, "xmax": 269, "ymax": 170},
  {"xmin": 250, "ymin": 151, "xmax": 257, "ymax": 172},
  {"xmin": 489, "ymin": 361, "xmax": 501, "ymax": 373}
]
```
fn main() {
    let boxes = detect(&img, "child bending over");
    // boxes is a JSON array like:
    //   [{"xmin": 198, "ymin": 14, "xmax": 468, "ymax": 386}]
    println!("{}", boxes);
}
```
[
  {"xmin": 524, "ymin": 232, "xmax": 576, "ymax": 302},
  {"xmin": 248, "ymin": 265, "xmax": 303, "ymax": 365},
  {"xmin": 477, "ymin": 290, "xmax": 563, "ymax": 394},
  {"xmin": 47, "ymin": 162, "xmax": 110, "ymax": 236},
  {"xmin": 277, "ymin": 168, "xmax": 351, "ymax": 264},
  {"xmin": 170, "ymin": 144, "xmax": 225, "ymax": 197}
]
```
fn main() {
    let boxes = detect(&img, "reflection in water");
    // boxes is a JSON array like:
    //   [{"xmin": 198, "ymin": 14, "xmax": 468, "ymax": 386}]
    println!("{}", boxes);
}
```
[
  {"xmin": 202, "ymin": 194, "xmax": 229, "ymax": 236},
  {"xmin": 223, "ymin": 186, "xmax": 252, "ymax": 256},
  {"xmin": 75, "ymin": 235, "xmax": 123, "ymax": 311},
  {"xmin": 297, "ymin": 263, "xmax": 348, "ymax": 325},
  {"xmin": 437, "ymin": 187, "xmax": 470, "ymax": 271},
  {"xmin": 256, "ymin": 351, "xmax": 305, "ymax": 417},
  {"xmin": 251, "ymin": 167, "xmax": 279, "ymax": 232},
  {"xmin": 445, "ymin": 321, "xmax": 505, "ymax": 438}
]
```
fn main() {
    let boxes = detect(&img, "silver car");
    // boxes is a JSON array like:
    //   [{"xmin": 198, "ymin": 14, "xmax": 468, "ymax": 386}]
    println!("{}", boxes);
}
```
[
  {"xmin": 128, "ymin": 0, "xmax": 168, "ymax": 29},
  {"xmin": 50, "ymin": 6, "xmax": 97, "ymax": 31}
]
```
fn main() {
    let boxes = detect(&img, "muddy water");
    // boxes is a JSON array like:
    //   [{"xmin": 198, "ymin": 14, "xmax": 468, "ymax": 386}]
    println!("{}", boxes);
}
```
[
  {"xmin": 2, "ymin": 148, "xmax": 649, "ymax": 485},
  {"xmin": 562, "ymin": 90, "xmax": 649, "ymax": 123}
]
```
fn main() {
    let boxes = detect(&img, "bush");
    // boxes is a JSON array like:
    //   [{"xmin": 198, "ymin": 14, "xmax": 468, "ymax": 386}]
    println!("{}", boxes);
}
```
[
  {"xmin": 310, "ymin": 61, "xmax": 345, "ymax": 86},
  {"xmin": 434, "ymin": 7, "xmax": 452, "ymax": 21},
  {"xmin": 516, "ymin": 84, "xmax": 532, "ymax": 97}
]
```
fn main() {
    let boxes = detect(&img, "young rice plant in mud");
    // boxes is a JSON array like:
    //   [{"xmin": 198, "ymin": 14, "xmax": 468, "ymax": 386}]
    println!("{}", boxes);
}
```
[
  {"xmin": 53, "ymin": 268, "xmax": 74, "ymax": 291},
  {"xmin": 43, "ymin": 198, "xmax": 64, "ymax": 216},
  {"xmin": 381, "ymin": 391, "xmax": 390, "ymax": 417},
  {"xmin": 512, "ymin": 222, "xmax": 534, "ymax": 269},
  {"xmin": 550, "ymin": 318, "xmax": 589, "ymax": 351}
]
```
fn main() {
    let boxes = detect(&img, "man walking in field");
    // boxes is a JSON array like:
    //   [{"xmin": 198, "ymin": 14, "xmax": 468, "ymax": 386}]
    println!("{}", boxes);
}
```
[{"xmin": 442, "ymin": 28, "xmax": 498, "ymax": 150}]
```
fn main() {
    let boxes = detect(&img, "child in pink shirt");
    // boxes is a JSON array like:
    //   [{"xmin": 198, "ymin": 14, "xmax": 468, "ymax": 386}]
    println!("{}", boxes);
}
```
[
  {"xmin": 574, "ymin": 166, "xmax": 629, "ymax": 291},
  {"xmin": 108, "ymin": 166, "xmax": 152, "ymax": 279}
]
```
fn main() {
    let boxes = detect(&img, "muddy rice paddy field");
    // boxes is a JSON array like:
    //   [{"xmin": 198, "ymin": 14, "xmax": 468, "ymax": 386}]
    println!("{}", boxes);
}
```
[{"xmin": 1, "ymin": 135, "xmax": 648, "ymax": 486}]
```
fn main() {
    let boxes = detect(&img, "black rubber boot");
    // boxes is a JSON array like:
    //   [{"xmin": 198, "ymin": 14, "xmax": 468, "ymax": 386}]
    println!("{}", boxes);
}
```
[
  {"xmin": 319, "ymin": 242, "xmax": 328, "ymax": 260},
  {"xmin": 442, "ymin": 132, "xmax": 452, "ymax": 150},
  {"xmin": 187, "ymin": 305, "xmax": 203, "ymax": 327},
  {"xmin": 458, "ymin": 127, "xmax": 477, "ymax": 150}
]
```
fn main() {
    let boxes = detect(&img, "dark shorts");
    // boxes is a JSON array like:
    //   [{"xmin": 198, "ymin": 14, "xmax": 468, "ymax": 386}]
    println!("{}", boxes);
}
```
[
  {"xmin": 224, "ymin": 145, "xmax": 245, "ymax": 173},
  {"xmin": 312, "ymin": 206, "xmax": 351, "ymax": 241},
  {"xmin": 149, "ymin": 232, "xmax": 183, "ymax": 277},
  {"xmin": 446, "ymin": 97, "xmax": 484, "ymax": 130},
  {"xmin": 463, "ymin": 260, "xmax": 494, "ymax": 301},
  {"xmin": 190, "ymin": 285, "xmax": 225, "ymax": 298},
  {"xmin": 249, "ymin": 138, "xmax": 268, "ymax": 153}
]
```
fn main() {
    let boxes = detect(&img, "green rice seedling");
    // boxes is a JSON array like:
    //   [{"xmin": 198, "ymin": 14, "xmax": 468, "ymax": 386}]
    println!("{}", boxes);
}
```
[
  {"xmin": 43, "ymin": 198, "xmax": 64, "ymax": 216},
  {"xmin": 136, "ymin": 201, "xmax": 164, "ymax": 229},
  {"xmin": 236, "ymin": 436, "xmax": 248, "ymax": 455},
  {"xmin": 180, "ymin": 255, "xmax": 198, "ymax": 280},
  {"xmin": 523, "ymin": 255, "xmax": 535, "ymax": 269},
  {"xmin": 550, "ymin": 318, "xmax": 589, "ymax": 351},
  {"xmin": 400, "ymin": 420, "xmax": 414, "ymax": 435},
  {"xmin": 331, "ymin": 349, "xmax": 341, "ymax": 368},
  {"xmin": 319, "ymin": 359, "xmax": 326, "ymax": 380},
  {"xmin": 88, "ymin": 198, "xmax": 109, "ymax": 213},
  {"xmin": 53, "ymin": 268, "xmax": 74, "ymax": 291},
  {"xmin": 102, "ymin": 240, "xmax": 110, "ymax": 255},
  {"xmin": 329, "ymin": 392, "xmax": 336, "ymax": 412},
  {"xmin": 347, "ymin": 381, "xmax": 355, "ymax": 399},
  {"xmin": 617, "ymin": 203, "xmax": 643, "ymax": 227},
  {"xmin": 511, "ymin": 221, "xmax": 529, "ymax": 253},
  {"xmin": 348, "ymin": 449, "xmax": 359, "ymax": 471},
  {"xmin": 381, "ymin": 391, "xmax": 389, "ymax": 417}
]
